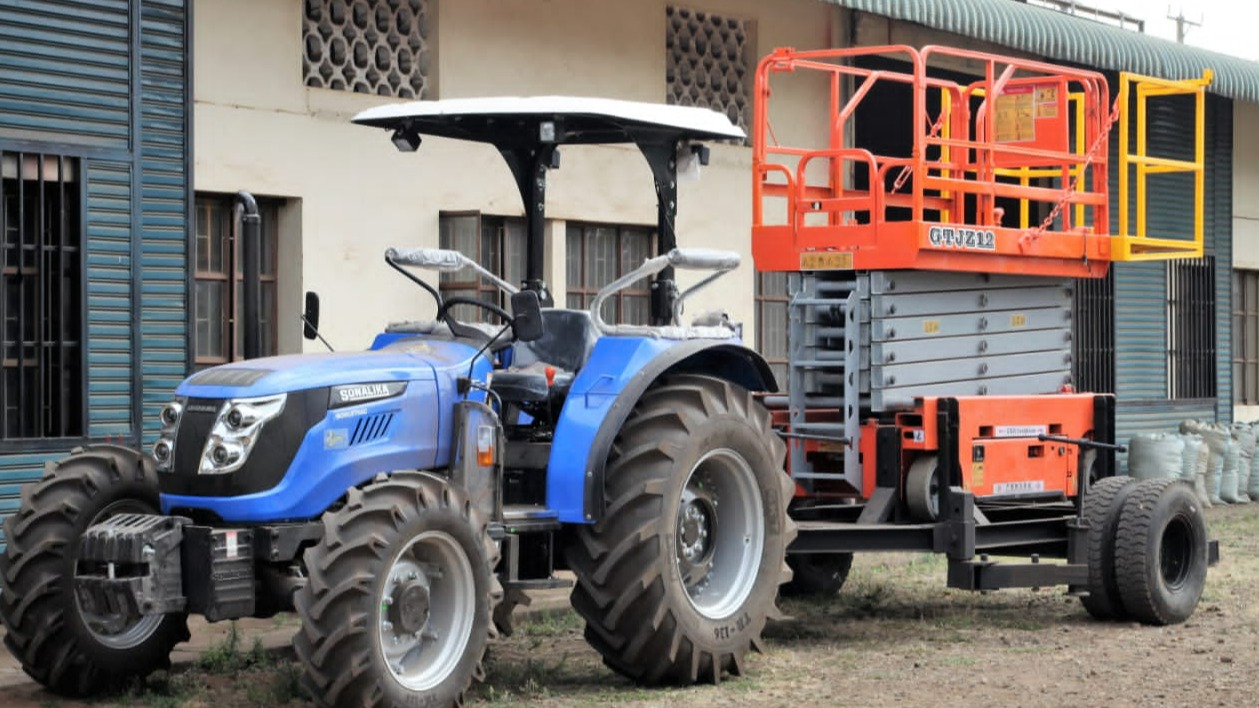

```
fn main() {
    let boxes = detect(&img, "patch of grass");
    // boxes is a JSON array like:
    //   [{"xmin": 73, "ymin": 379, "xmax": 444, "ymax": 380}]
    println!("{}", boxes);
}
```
[
  {"xmin": 243, "ymin": 661, "xmax": 305, "ymax": 706},
  {"xmin": 198, "ymin": 621, "xmax": 243, "ymax": 674},
  {"xmin": 518, "ymin": 608, "xmax": 583, "ymax": 638}
]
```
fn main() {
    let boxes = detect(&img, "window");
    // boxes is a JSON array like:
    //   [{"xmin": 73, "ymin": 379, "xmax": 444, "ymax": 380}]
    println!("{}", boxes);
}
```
[
  {"xmin": 303, "ymin": 0, "xmax": 432, "ymax": 98},
  {"xmin": 566, "ymin": 223, "xmax": 654, "ymax": 325},
  {"xmin": 1167, "ymin": 256, "xmax": 1216, "ymax": 400},
  {"xmin": 1234, "ymin": 270, "xmax": 1259, "ymax": 404},
  {"xmin": 1, "ymin": 152, "xmax": 82, "ymax": 439},
  {"xmin": 1074, "ymin": 271, "xmax": 1115, "ymax": 393},
  {"xmin": 755, "ymin": 271, "xmax": 789, "ymax": 390},
  {"xmin": 194, "ymin": 195, "xmax": 280, "ymax": 369},
  {"xmin": 666, "ymin": 6, "xmax": 753, "ymax": 134},
  {"xmin": 437, "ymin": 213, "xmax": 526, "ymax": 323}
]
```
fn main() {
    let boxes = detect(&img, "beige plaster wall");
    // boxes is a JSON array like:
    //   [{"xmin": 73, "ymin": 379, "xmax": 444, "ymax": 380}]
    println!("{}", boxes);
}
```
[{"xmin": 194, "ymin": 0, "xmax": 838, "ymax": 352}]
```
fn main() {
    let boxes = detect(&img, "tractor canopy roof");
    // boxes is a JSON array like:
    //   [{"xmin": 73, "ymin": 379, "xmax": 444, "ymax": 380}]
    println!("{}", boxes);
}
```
[{"xmin": 351, "ymin": 95, "xmax": 745, "ymax": 146}]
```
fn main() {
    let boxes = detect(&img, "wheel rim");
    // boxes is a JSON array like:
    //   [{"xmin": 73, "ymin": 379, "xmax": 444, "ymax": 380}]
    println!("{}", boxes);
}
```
[
  {"xmin": 1159, "ymin": 513, "xmax": 1196, "ymax": 590},
  {"xmin": 74, "ymin": 499, "xmax": 165, "ymax": 649},
  {"xmin": 674, "ymin": 448, "xmax": 765, "ymax": 620},
  {"xmin": 378, "ymin": 530, "xmax": 476, "ymax": 692}
]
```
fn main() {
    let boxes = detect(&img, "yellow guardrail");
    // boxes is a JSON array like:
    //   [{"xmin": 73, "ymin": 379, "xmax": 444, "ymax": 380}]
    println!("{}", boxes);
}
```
[{"xmin": 1113, "ymin": 69, "xmax": 1213, "ymax": 261}]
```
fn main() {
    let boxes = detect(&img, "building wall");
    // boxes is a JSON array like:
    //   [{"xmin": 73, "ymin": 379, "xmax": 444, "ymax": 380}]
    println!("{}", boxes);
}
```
[
  {"xmin": 1232, "ymin": 101, "xmax": 1259, "ymax": 421},
  {"xmin": 0, "ymin": 0, "xmax": 191, "ymax": 543},
  {"xmin": 194, "ymin": 0, "xmax": 839, "ymax": 353}
]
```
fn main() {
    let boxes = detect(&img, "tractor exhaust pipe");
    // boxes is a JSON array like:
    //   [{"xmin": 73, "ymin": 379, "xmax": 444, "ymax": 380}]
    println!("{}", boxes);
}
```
[{"xmin": 236, "ymin": 191, "xmax": 262, "ymax": 360}]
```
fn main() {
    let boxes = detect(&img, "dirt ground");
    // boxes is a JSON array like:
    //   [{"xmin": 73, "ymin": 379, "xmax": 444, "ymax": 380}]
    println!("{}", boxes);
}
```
[{"xmin": 6, "ymin": 503, "xmax": 1257, "ymax": 708}]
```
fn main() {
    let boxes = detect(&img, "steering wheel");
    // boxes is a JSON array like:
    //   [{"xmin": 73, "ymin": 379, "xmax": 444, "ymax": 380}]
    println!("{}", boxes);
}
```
[{"xmin": 438, "ymin": 296, "xmax": 515, "ymax": 339}]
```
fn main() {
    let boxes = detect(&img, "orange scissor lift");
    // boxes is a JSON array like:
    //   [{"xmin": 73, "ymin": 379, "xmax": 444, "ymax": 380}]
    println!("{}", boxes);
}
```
[{"xmin": 759, "ymin": 45, "xmax": 1217, "ymax": 616}]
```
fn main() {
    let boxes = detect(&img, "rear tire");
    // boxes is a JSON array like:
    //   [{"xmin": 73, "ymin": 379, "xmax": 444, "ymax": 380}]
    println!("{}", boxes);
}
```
[
  {"xmin": 568, "ymin": 375, "xmax": 793, "ymax": 684},
  {"xmin": 0, "ymin": 446, "xmax": 190, "ymax": 697},
  {"xmin": 1114, "ymin": 478, "xmax": 1209, "ymax": 626},
  {"xmin": 293, "ymin": 472, "xmax": 501, "ymax": 707},
  {"xmin": 782, "ymin": 553, "xmax": 853, "ymax": 597},
  {"xmin": 1079, "ymin": 475, "xmax": 1136, "ymax": 621}
]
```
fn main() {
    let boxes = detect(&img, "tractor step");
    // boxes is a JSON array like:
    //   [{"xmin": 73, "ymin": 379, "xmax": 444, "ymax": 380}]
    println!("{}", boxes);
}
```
[{"xmin": 499, "ymin": 504, "xmax": 561, "ymax": 533}]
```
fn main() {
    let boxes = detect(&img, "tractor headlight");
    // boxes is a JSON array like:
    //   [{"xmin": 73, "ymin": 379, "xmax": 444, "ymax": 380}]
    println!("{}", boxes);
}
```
[
  {"xmin": 153, "ymin": 397, "xmax": 185, "ymax": 473},
  {"xmin": 198, "ymin": 394, "xmax": 286, "ymax": 475}
]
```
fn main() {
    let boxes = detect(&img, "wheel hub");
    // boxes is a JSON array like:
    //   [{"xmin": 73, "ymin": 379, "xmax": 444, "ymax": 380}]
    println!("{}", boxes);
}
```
[
  {"xmin": 672, "ymin": 449, "xmax": 768, "ymax": 621},
  {"xmin": 677, "ymin": 479, "xmax": 719, "ymax": 594},
  {"xmin": 390, "ymin": 579, "xmax": 432, "ymax": 635}
]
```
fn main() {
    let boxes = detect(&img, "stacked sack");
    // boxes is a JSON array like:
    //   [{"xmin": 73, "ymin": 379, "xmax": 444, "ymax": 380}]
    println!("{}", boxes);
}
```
[
  {"xmin": 1231, "ymin": 423, "xmax": 1254, "ymax": 503},
  {"xmin": 1127, "ymin": 433, "xmax": 1184, "ymax": 480},
  {"xmin": 1251, "ymin": 421, "xmax": 1259, "ymax": 500},
  {"xmin": 1182, "ymin": 421, "xmax": 1228, "ymax": 505},
  {"xmin": 1179, "ymin": 433, "xmax": 1211, "ymax": 506}
]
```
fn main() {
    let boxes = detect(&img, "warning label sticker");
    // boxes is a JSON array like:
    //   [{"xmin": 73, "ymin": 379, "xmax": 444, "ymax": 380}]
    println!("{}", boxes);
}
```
[
  {"xmin": 995, "ymin": 85, "xmax": 1035, "ymax": 143},
  {"xmin": 994, "ymin": 425, "xmax": 1047, "ymax": 438},
  {"xmin": 992, "ymin": 480, "xmax": 1047, "ymax": 495}
]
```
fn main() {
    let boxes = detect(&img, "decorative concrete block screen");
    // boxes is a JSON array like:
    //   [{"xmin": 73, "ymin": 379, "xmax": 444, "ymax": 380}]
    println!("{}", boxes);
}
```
[
  {"xmin": 665, "ymin": 5, "xmax": 752, "ymax": 134},
  {"xmin": 303, "ymin": 0, "xmax": 431, "ymax": 98}
]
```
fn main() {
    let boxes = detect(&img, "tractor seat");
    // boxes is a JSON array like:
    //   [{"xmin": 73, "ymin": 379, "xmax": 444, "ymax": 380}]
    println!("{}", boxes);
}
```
[
  {"xmin": 490, "ymin": 310, "xmax": 597, "ymax": 403},
  {"xmin": 511, "ymin": 309, "xmax": 598, "ymax": 372}
]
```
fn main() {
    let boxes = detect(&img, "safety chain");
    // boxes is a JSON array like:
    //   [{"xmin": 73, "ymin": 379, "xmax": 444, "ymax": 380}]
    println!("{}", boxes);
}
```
[
  {"xmin": 1026, "ymin": 95, "xmax": 1124, "ymax": 242},
  {"xmin": 890, "ymin": 110, "xmax": 949, "ymax": 193}
]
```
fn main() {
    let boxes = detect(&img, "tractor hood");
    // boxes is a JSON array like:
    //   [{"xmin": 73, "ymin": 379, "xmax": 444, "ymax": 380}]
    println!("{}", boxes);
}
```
[{"xmin": 175, "ymin": 338, "xmax": 481, "ymax": 399}]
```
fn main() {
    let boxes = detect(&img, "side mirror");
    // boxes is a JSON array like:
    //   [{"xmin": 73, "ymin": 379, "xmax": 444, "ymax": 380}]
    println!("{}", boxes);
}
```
[
  {"xmin": 509, "ymin": 290, "xmax": 544, "ymax": 342},
  {"xmin": 303, "ymin": 291, "xmax": 321, "ymax": 340}
]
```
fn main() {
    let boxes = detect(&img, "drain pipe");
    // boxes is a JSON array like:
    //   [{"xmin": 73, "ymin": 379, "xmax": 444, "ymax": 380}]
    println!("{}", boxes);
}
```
[{"xmin": 236, "ymin": 191, "xmax": 262, "ymax": 360}]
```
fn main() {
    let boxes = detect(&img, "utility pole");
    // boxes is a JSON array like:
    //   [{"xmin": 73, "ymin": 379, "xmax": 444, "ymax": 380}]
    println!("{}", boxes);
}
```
[{"xmin": 1166, "ymin": 5, "xmax": 1202, "ymax": 44}]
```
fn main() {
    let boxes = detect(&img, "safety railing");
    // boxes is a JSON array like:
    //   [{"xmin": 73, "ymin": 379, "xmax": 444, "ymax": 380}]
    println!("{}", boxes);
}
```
[
  {"xmin": 751, "ymin": 45, "xmax": 1212, "ymax": 277},
  {"xmin": 1113, "ymin": 70, "xmax": 1213, "ymax": 261}
]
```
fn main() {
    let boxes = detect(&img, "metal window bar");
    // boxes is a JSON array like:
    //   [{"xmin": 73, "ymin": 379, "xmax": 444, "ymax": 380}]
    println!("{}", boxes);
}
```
[
  {"xmin": 755, "ymin": 271, "xmax": 790, "ymax": 391},
  {"xmin": 1167, "ymin": 256, "xmax": 1216, "ymax": 400},
  {"xmin": 1, "ymin": 151, "xmax": 82, "ymax": 439},
  {"xmin": 1073, "ymin": 269, "xmax": 1115, "ymax": 393},
  {"xmin": 1234, "ymin": 270, "xmax": 1259, "ymax": 405}
]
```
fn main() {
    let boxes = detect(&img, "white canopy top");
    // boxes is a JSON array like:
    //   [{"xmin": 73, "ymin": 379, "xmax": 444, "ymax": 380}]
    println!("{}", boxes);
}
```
[{"xmin": 352, "ymin": 95, "xmax": 746, "ymax": 143}]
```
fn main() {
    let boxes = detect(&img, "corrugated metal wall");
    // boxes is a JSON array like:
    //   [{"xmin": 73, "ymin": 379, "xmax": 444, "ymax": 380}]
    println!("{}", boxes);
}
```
[
  {"xmin": 86, "ymin": 160, "xmax": 136, "ymax": 437},
  {"xmin": 0, "ymin": 0, "xmax": 190, "ymax": 545},
  {"xmin": 1112, "ymin": 92, "xmax": 1233, "ymax": 444},
  {"xmin": 138, "ymin": 0, "xmax": 189, "ymax": 444},
  {"xmin": 0, "ymin": 1, "xmax": 132, "ymax": 147}
]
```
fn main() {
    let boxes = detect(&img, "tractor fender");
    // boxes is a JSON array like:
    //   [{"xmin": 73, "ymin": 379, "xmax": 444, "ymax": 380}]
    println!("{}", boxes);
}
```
[{"xmin": 545, "ymin": 337, "xmax": 775, "ymax": 523}]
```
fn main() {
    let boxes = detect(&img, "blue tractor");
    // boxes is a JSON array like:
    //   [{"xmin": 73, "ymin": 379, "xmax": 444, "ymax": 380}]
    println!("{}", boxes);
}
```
[{"xmin": 0, "ymin": 97, "xmax": 792, "ymax": 706}]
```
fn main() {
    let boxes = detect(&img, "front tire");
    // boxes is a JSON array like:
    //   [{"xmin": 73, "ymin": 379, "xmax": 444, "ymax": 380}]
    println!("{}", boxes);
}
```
[
  {"xmin": 293, "ymin": 472, "xmax": 501, "ymax": 707},
  {"xmin": 0, "ymin": 446, "xmax": 190, "ymax": 696},
  {"xmin": 1114, "ymin": 478, "xmax": 1209, "ymax": 625},
  {"xmin": 568, "ymin": 375, "xmax": 793, "ymax": 684}
]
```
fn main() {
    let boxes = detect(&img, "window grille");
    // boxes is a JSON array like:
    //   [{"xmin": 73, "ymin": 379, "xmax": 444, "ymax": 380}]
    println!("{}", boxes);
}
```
[
  {"xmin": 1233, "ymin": 270, "xmax": 1259, "ymax": 404},
  {"xmin": 438, "ymin": 213, "xmax": 527, "ymax": 323},
  {"xmin": 303, "ymin": 0, "xmax": 432, "ymax": 98},
  {"xmin": 1, "ymin": 152, "xmax": 82, "ymax": 439},
  {"xmin": 1168, "ymin": 256, "xmax": 1216, "ymax": 400},
  {"xmin": 666, "ymin": 6, "xmax": 752, "ymax": 134},
  {"xmin": 755, "ymin": 271, "xmax": 789, "ymax": 390},
  {"xmin": 193, "ymin": 195, "xmax": 281, "ymax": 369},
  {"xmin": 565, "ymin": 223, "xmax": 654, "ymax": 326},
  {"xmin": 1074, "ymin": 271, "xmax": 1115, "ymax": 394}
]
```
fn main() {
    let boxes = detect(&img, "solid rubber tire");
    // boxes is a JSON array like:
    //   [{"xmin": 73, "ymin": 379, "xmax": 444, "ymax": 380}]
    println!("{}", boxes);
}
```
[
  {"xmin": 1114, "ymin": 478, "xmax": 1209, "ymax": 626},
  {"xmin": 293, "ymin": 471, "xmax": 501, "ymax": 707},
  {"xmin": 0, "ymin": 445, "xmax": 190, "ymax": 697},
  {"xmin": 1079, "ymin": 475, "xmax": 1137, "ymax": 621},
  {"xmin": 781, "ymin": 553, "xmax": 854, "ymax": 597},
  {"xmin": 905, "ymin": 455, "xmax": 940, "ymax": 522},
  {"xmin": 567, "ymin": 374, "xmax": 794, "ymax": 685}
]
